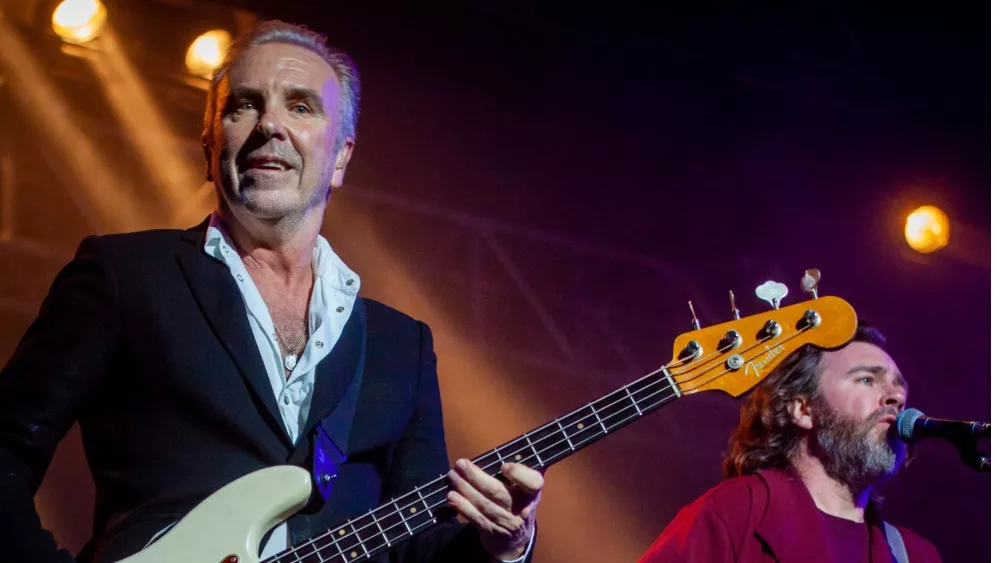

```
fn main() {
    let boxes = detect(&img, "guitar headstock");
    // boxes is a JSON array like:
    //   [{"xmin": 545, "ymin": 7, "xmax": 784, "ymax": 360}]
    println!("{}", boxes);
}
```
[{"xmin": 669, "ymin": 281, "xmax": 857, "ymax": 398}]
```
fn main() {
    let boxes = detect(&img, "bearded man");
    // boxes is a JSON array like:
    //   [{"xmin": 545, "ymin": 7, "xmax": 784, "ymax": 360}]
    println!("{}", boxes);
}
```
[{"xmin": 639, "ymin": 322, "xmax": 941, "ymax": 563}]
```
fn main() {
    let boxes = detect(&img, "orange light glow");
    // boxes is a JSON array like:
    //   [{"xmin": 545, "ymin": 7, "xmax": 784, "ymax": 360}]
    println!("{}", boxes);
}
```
[
  {"xmin": 51, "ymin": 0, "xmax": 107, "ymax": 44},
  {"xmin": 904, "ymin": 205, "xmax": 950, "ymax": 254},
  {"xmin": 185, "ymin": 30, "xmax": 232, "ymax": 79}
]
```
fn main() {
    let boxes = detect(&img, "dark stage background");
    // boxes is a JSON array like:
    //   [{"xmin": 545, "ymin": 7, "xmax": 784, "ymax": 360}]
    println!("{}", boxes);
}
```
[{"xmin": 0, "ymin": 1, "xmax": 989, "ymax": 561}]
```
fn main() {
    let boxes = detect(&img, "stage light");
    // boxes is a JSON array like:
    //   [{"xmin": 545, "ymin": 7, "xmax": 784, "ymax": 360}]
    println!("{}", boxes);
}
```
[
  {"xmin": 51, "ymin": 0, "xmax": 107, "ymax": 44},
  {"xmin": 185, "ymin": 30, "xmax": 232, "ymax": 79},
  {"xmin": 904, "ymin": 205, "xmax": 950, "ymax": 254}
]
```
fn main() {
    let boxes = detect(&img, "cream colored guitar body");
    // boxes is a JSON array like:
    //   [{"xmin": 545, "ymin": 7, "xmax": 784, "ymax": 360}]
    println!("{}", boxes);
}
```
[{"xmin": 118, "ymin": 466, "xmax": 312, "ymax": 563}]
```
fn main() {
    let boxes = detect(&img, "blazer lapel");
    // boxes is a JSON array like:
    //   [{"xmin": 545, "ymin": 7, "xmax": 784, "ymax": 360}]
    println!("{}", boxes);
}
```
[
  {"xmin": 301, "ymin": 299, "xmax": 366, "ymax": 446},
  {"xmin": 176, "ymin": 225, "xmax": 292, "ymax": 449}
]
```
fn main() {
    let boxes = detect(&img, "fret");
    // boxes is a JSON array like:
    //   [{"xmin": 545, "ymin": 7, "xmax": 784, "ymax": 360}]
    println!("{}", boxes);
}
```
[
  {"xmin": 320, "ymin": 526, "xmax": 351, "ymax": 563},
  {"xmin": 525, "ymin": 421, "xmax": 571, "ymax": 466},
  {"xmin": 326, "ymin": 524, "xmax": 361, "ymax": 562},
  {"xmin": 526, "ymin": 434, "xmax": 542, "ymax": 467},
  {"xmin": 292, "ymin": 541, "xmax": 321, "ymax": 563},
  {"xmin": 624, "ymin": 386, "xmax": 642, "ymax": 416},
  {"xmin": 361, "ymin": 513, "xmax": 390, "ymax": 554},
  {"xmin": 422, "ymin": 485, "xmax": 449, "ymax": 516},
  {"xmin": 328, "ymin": 546, "xmax": 348, "ymax": 563},
  {"xmin": 326, "ymin": 524, "xmax": 361, "ymax": 563},
  {"xmin": 402, "ymin": 504, "xmax": 439, "ymax": 537},
  {"xmin": 348, "ymin": 520, "xmax": 372, "ymax": 560},
  {"xmin": 559, "ymin": 406, "xmax": 605, "ymax": 449},
  {"xmin": 416, "ymin": 487, "xmax": 430, "ymax": 511},
  {"xmin": 592, "ymin": 389, "xmax": 635, "ymax": 430},
  {"xmin": 373, "ymin": 502, "xmax": 409, "ymax": 544},
  {"xmin": 413, "ymin": 486, "xmax": 443, "ymax": 525},
  {"xmin": 372, "ymin": 511, "xmax": 391, "ymax": 546},
  {"xmin": 589, "ymin": 403, "xmax": 608, "ymax": 433},
  {"xmin": 556, "ymin": 419, "xmax": 575, "ymax": 451},
  {"xmin": 394, "ymin": 500, "xmax": 414, "ymax": 536},
  {"xmin": 311, "ymin": 538, "xmax": 347, "ymax": 563},
  {"xmin": 401, "ymin": 489, "xmax": 436, "ymax": 530},
  {"xmin": 482, "ymin": 448, "xmax": 505, "ymax": 474}
]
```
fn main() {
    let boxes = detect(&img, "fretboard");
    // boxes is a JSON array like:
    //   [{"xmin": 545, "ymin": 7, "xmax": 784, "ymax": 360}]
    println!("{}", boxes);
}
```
[{"xmin": 264, "ymin": 366, "xmax": 682, "ymax": 563}]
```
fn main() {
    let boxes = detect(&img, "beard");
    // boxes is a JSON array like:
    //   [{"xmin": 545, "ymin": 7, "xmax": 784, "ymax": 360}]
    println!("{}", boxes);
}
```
[{"xmin": 809, "ymin": 399, "xmax": 908, "ymax": 488}]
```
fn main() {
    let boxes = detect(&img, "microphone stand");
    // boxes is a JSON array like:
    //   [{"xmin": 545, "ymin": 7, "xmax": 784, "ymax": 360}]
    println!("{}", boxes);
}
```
[
  {"xmin": 957, "ymin": 444, "xmax": 990, "ymax": 472},
  {"xmin": 955, "ymin": 425, "xmax": 990, "ymax": 472}
]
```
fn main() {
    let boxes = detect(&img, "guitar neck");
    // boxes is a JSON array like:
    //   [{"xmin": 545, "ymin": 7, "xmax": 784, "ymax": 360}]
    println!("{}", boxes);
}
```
[{"xmin": 265, "ymin": 366, "xmax": 683, "ymax": 563}]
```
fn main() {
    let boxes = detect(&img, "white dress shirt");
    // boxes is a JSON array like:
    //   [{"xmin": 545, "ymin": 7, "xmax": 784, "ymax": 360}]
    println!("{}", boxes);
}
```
[{"xmin": 204, "ymin": 212, "xmax": 360, "ymax": 557}]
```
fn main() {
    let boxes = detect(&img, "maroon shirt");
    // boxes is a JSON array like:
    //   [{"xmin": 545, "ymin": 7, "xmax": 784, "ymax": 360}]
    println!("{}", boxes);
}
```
[
  {"xmin": 821, "ymin": 511, "xmax": 870, "ymax": 562},
  {"xmin": 639, "ymin": 469, "xmax": 941, "ymax": 563}
]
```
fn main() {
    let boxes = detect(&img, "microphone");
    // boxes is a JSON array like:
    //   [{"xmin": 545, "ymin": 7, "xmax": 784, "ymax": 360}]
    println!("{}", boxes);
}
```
[{"xmin": 895, "ymin": 408, "xmax": 991, "ymax": 444}]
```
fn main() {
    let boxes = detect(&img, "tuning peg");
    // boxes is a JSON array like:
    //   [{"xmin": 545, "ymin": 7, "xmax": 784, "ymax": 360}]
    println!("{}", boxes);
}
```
[
  {"xmin": 688, "ymin": 300, "xmax": 701, "ymax": 330},
  {"xmin": 800, "ymin": 268, "xmax": 821, "ymax": 299},
  {"xmin": 755, "ymin": 281, "xmax": 789, "ymax": 310},
  {"xmin": 729, "ymin": 290, "xmax": 741, "ymax": 319}
]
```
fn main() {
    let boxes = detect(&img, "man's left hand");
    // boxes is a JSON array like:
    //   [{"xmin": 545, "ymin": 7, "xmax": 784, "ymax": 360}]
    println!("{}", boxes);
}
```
[{"xmin": 446, "ymin": 458, "xmax": 544, "ymax": 560}]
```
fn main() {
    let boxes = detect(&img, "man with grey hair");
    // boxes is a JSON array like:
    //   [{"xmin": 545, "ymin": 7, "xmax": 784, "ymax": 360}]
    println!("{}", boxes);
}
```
[{"xmin": 0, "ymin": 20, "xmax": 541, "ymax": 563}]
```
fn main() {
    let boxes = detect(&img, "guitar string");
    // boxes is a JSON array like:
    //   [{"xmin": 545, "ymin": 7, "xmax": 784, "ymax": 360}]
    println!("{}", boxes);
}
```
[{"xmin": 270, "ymin": 327, "xmax": 810, "ymax": 563}]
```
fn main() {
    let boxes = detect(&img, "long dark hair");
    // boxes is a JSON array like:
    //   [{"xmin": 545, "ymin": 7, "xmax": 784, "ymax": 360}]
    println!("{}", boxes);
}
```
[{"xmin": 722, "ymin": 321, "xmax": 887, "ymax": 478}]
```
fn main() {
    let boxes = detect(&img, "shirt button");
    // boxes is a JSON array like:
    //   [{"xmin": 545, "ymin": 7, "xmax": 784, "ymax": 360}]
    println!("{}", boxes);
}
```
[
  {"xmin": 346, "ymin": 279, "xmax": 354, "ymax": 286},
  {"xmin": 237, "ymin": 274, "xmax": 244, "ymax": 282},
  {"xmin": 316, "ymin": 341, "xmax": 324, "ymax": 348},
  {"xmin": 336, "ymin": 306, "xmax": 345, "ymax": 313},
  {"xmin": 283, "ymin": 396, "xmax": 290, "ymax": 405}
]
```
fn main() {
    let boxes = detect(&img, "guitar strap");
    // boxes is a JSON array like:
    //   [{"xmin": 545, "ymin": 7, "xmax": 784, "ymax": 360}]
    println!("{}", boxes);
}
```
[
  {"xmin": 880, "ymin": 522, "xmax": 910, "ymax": 563},
  {"xmin": 311, "ymin": 301, "xmax": 367, "ymax": 503}
]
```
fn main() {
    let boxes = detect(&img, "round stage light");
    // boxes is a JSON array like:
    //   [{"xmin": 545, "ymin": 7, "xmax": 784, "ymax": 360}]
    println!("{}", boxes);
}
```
[
  {"xmin": 186, "ymin": 30, "xmax": 232, "ymax": 79},
  {"xmin": 52, "ymin": 0, "xmax": 108, "ymax": 44},
  {"xmin": 904, "ymin": 205, "xmax": 950, "ymax": 254}
]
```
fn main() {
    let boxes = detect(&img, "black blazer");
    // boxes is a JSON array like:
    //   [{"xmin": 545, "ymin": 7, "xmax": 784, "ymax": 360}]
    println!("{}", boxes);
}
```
[{"xmin": 0, "ymin": 222, "xmax": 495, "ymax": 563}]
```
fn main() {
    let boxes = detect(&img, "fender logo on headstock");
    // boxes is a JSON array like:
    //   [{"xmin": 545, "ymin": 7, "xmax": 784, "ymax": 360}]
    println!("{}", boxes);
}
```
[{"xmin": 744, "ymin": 343, "xmax": 785, "ymax": 378}]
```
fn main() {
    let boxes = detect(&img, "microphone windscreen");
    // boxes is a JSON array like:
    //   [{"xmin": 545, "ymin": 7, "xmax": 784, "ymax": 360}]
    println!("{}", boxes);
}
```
[{"xmin": 896, "ymin": 408, "xmax": 924, "ymax": 441}]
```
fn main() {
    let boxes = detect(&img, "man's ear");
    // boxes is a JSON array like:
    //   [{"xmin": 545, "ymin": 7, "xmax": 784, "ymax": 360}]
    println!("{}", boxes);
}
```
[
  {"xmin": 329, "ymin": 138, "xmax": 355, "ymax": 190},
  {"xmin": 790, "ymin": 396, "xmax": 814, "ymax": 430}
]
